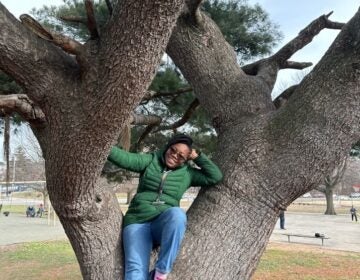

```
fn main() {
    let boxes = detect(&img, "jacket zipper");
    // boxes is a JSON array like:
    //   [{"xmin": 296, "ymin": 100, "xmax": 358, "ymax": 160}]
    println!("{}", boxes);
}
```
[{"xmin": 153, "ymin": 169, "xmax": 171, "ymax": 205}]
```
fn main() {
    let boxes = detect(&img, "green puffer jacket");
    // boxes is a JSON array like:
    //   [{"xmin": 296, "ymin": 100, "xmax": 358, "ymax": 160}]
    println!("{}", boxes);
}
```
[{"xmin": 108, "ymin": 147, "xmax": 223, "ymax": 227}]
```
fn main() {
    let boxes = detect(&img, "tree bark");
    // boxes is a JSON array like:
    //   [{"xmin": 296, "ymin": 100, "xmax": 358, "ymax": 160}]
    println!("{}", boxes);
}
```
[
  {"xmin": 166, "ymin": 6, "xmax": 360, "ymax": 279},
  {"xmin": 324, "ymin": 187, "xmax": 336, "ymax": 215},
  {"xmin": 0, "ymin": 1, "xmax": 184, "ymax": 279}
]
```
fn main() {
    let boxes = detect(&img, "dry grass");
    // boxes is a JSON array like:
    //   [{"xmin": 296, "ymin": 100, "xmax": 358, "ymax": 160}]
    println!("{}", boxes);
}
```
[
  {"xmin": 254, "ymin": 242, "xmax": 360, "ymax": 280},
  {"xmin": 1, "ymin": 240, "xmax": 360, "ymax": 279}
]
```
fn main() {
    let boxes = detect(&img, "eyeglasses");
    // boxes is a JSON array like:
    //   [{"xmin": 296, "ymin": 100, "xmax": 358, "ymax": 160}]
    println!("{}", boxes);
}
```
[{"xmin": 168, "ymin": 146, "xmax": 188, "ymax": 162}]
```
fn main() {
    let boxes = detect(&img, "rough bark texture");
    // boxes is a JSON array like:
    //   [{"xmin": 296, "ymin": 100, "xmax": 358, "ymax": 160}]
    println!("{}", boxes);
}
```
[
  {"xmin": 166, "ymin": 6, "xmax": 360, "ymax": 280},
  {"xmin": 324, "ymin": 187, "xmax": 335, "ymax": 215},
  {"xmin": 0, "ymin": 1, "xmax": 184, "ymax": 279}
]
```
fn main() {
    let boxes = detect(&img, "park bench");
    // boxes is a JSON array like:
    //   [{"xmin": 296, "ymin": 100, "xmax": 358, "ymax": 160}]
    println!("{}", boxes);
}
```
[{"xmin": 282, "ymin": 233, "xmax": 329, "ymax": 246}]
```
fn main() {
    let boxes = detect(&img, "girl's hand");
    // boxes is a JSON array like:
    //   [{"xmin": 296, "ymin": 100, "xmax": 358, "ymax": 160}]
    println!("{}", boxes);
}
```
[{"xmin": 188, "ymin": 149, "xmax": 199, "ymax": 160}]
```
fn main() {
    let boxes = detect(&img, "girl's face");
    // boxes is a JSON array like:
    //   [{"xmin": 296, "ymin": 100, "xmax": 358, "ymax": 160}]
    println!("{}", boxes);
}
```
[{"xmin": 165, "ymin": 143, "xmax": 191, "ymax": 168}]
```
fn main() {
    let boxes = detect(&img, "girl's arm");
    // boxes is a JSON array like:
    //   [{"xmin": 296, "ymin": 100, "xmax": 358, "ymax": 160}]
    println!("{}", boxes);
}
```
[
  {"xmin": 189, "ymin": 152, "xmax": 223, "ymax": 187},
  {"xmin": 107, "ymin": 146, "xmax": 153, "ymax": 173}
]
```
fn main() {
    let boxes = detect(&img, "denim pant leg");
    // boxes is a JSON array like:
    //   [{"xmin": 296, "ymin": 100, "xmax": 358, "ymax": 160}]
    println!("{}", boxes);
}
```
[
  {"xmin": 151, "ymin": 207, "xmax": 187, "ymax": 274},
  {"xmin": 123, "ymin": 223, "xmax": 153, "ymax": 280}
]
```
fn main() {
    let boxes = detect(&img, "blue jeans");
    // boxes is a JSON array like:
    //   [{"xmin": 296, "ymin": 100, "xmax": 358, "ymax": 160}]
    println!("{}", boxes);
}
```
[{"xmin": 123, "ymin": 207, "xmax": 187, "ymax": 280}]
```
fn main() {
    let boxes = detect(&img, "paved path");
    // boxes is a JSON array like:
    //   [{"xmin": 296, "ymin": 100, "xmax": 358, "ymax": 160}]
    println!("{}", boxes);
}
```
[
  {"xmin": 0, "ymin": 213, "xmax": 65, "ymax": 246},
  {"xmin": 1, "ymin": 212, "xmax": 360, "ymax": 253},
  {"xmin": 271, "ymin": 212, "xmax": 360, "ymax": 252}
]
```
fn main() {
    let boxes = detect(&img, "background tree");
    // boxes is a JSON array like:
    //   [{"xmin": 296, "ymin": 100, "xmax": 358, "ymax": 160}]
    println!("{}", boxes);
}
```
[
  {"xmin": 313, "ymin": 140, "xmax": 360, "ymax": 214},
  {"xmin": 339, "ymin": 156, "xmax": 360, "ymax": 194},
  {"xmin": 202, "ymin": 0, "xmax": 282, "ymax": 62},
  {"xmin": 316, "ymin": 158, "xmax": 347, "ymax": 215}
]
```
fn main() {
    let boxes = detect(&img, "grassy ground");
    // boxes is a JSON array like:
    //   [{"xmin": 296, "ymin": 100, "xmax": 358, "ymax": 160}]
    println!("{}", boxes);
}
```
[
  {"xmin": 0, "ymin": 240, "xmax": 81, "ymax": 280},
  {"xmin": 289, "ymin": 199, "xmax": 360, "ymax": 215},
  {"xmin": 1, "ymin": 204, "xmax": 27, "ymax": 214},
  {"xmin": 2, "ymin": 193, "xmax": 360, "ymax": 279},
  {"xmin": 254, "ymin": 243, "xmax": 360, "ymax": 280},
  {"xmin": 1, "ymin": 240, "xmax": 360, "ymax": 280}
]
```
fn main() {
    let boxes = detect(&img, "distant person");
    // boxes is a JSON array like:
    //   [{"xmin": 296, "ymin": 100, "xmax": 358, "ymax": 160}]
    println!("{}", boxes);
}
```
[
  {"xmin": 350, "ymin": 206, "xmax": 358, "ymax": 222},
  {"xmin": 36, "ymin": 203, "xmax": 45, "ymax": 218},
  {"xmin": 279, "ymin": 209, "xmax": 286, "ymax": 229},
  {"xmin": 26, "ymin": 206, "xmax": 35, "ymax": 217}
]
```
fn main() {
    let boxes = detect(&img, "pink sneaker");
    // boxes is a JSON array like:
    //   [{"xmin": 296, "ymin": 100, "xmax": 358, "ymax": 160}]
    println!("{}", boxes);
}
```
[{"xmin": 154, "ymin": 270, "xmax": 168, "ymax": 280}]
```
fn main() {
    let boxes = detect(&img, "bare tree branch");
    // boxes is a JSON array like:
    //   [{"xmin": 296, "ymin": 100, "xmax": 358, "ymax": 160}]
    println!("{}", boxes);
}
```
[
  {"xmin": 243, "ymin": 13, "xmax": 345, "ymax": 90},
  {"xmin": 273, "ymin": 85, "xmax": 298, "ymax": 109},
  {"xmin": 59, "ymin": 15, "xmax": 87, "ymax": 25},
  {"xmin": 130, "ymin": 113, "xmax": 162, "ymax": 126},
  {"xmin": 20, "ymin": 14, "xmax": 84, "ymax": 55},
  {"xmin": 242, "ymin": 60, "xmax": 313, "ymax": 76},
  {"xmin": 0, "ymin": 94, "xmax": 46, "ymax": 126},
  {"xmin": 0, "ymin": 4, "xmax": 78, "ymax": 98},
  {"xmin": 105, "ymin": 0, "xmax": 113, "ymax": 15},
  {"xmin": 129, "ymin": 113, "xmax": 163, "ymax": 150},
  {"xmin": 324, "ymin": 157, "xmax": 347, "ymax": 187},
  {"xmin": 19, "ymin": 14, "xmax": 52, "ymax": 41},
  {"xmin": 316, "ymin": 185, "xmax": 326, "ymax": 193},
  {"xmin": 85, "ymin": 0, "xmax": 100, "ymax": 39},
  {"xmin": 281, "ymin": 61, "xmax": 313, "ymax": 70},
  {"xmin": 136, "ymin": 123, "xmax": 160, "ymax": 151},
  {"xmin": 141, "ymin": 87, "xmax": 193, "ymax": 102},
  {"xmin": 273, "ymin": 13, "xmax": 345, "ymax": 67},
  {"xmin": 155, "ymin": 98, "xmax": 200, "ymax": 132}
]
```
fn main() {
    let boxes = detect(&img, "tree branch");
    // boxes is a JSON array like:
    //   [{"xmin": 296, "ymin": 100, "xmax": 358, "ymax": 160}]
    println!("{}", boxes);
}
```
[
  {"xmin": 0, "ymin": 94, "xmax": 46, "ymax": 126},
  {"xmin": 135, "ymin": 124, "xmax": 158, "ymax": 151},
  {"xmin": 155, "ymin": 98, "xmax": 200, "ymax": 132},
  {"xmin": 141, "ymin": 87, "xmax": 193, "ymax": 102},
  {"xmin": 105, "ymin": 0, "xmax": 113, "ymax": 16},
  {"xmin": 130, "ymin": 113, "xmax": 162, "ymax": 126},
  {"xmin": 20, "ymin": 14, "xmax": 84, "ymax": 55},
  {"xmin": 247, "ymin": 13, "xmax": 345, "ymax": 90},
  {"xmin": 324, "ymin": 157, "xmax": 347, "ymax": 187},
  {"xmin": 281, "ymin": 61, "xmax": 313, "ymax": 70},
  {"xmin": 273, "ymin": 13, "xmax": 345, "ymax": 67},
  {"xmin": 0, "ymin": 4, "xmax": 77, "ymax": 94},
  {"xmin": 59, "ymin": 15, "xmax": 87, "ymax": 25},
  {"xmin": 273, "ymin": 85, "xmax": 298, "ymax": 109},
  {"xmin": 85, "ymin": 0, "xmax": 100, "ymax": 39},
  {"xmin": 315, "ymin": 185, "xmax": 326, "ymax": 193}
]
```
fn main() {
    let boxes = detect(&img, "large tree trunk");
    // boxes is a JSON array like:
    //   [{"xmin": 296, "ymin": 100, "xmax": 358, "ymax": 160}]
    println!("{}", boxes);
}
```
[
  {"xmin": 0, "ymin": 1, "xmax": 184, "ymax": 279},
  {"xmin": 324, "ymin": 187, "xmax": 336, "ymax": 215},
  {"xmin": 166, "ymin": 5, "xmax": 360, "ymax": 279}
]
